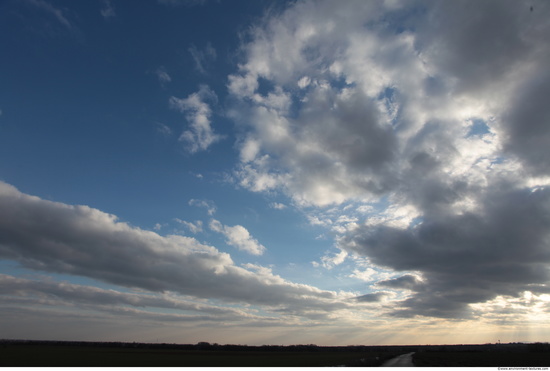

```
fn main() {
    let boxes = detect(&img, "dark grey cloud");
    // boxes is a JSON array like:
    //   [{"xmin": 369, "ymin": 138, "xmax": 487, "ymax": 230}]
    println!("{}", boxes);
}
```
[
  {"xmin": 355, "ymin": 292, "xmax": 389, "ymax": 303},
  {"xmin": 339, "ymin": 0, "xmax": 550, "ymax": 318},
  {"xmin": 342, "ymin": 186, "xmax": 550, "ymax": 318},
  {"xmin": 377, "ymin": 275, "xmax": 423, "ymax": 291},
  {"xmin": 295, "ymin": 86, "xmax": 399, "ymax": 194},
  {"xmin": 416, "ymin": 0, "xmax": 544, "ymax": 96},
  {"xmin": 301, "ymin": 87, "xmax": 396, "ymax": 173},
  {"xmin": 502, "ymin": 71, "xmax": 550, "ymax": 175},
  {"xmin": 414, "ymin": 0, "xmax": 550, "ymax": 178},
  {"xmin": 0, "ymin": 274, "xmax": 255, "ymax": 319},
  {"xmin": 227, "ymin": 0, "xmax": 550, "ymax": 320},
  {"xmin": 399, "ymin": 120, "xmax": 476, "ymax": 220},
  {"xmin": 0, "ymin": 182, "xmax": 346, "ymax": 314}
]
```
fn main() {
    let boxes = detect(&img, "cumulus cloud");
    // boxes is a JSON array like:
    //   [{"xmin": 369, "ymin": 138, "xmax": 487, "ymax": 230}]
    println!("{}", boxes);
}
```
[
  {"xmin": 209, "ymin": 219, "xmax": 266, "ymax": 256},
  {"xmin": 170, "ymin": 85, "xmax": 221, "ymax": 153},
  {"xmin": 227, "ymin": 0, "xmax": 549, "ymax": 205},
  {"xmin": 342, "ymin": 186, "xmax": 550, "ymax": 318},
  {"xmin": 0, "ymin": 181, "xmax": 347, "ymax": 314},
  {"xmin": 227, "ymin": 1, "xmax": 416, "ymax": 206},
  {"xmin": 226, "ymin": 0, "xmax": 550, "ymax": 318}
]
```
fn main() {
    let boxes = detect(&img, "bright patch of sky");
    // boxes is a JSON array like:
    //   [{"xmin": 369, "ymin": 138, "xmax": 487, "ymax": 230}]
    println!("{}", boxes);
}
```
[{"xmin": 1, "ymin": 0, "xmax": 550, "ymax": 346}]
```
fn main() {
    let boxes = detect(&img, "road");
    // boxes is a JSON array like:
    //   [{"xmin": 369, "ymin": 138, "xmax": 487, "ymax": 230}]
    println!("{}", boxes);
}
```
[{"xmin": 380, "ymin": 352, "xmax": 415, "ymax": 367}]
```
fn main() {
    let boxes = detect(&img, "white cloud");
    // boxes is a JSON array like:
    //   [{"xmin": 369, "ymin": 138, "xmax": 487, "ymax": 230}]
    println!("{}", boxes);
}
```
[
  {"xmin": 100, "ymin": 0, "xmax": 115, "ymax": 19},
  {"xmin": 175, "ymin": 218, "xmax": 203, "ymax": 234},
  {"xmin": 228, "ymin": 13, "xmax": 403, "ymax": 207},
  {"xmin": 306, "ymin": 214, "xmax": 331, "ymax": 228},
  {"xmin": 297, "ymin": 76, "xmax": 311, "ymax": 89},
  {"xmin": 188, "ymin": 198, "xmax": 216, "ymax": 216},
  {"xmin": 226, "ymin": 0, "xmax": 550, "ymax": 318},
  {"xmin": 349, "ymin": 268, "xmax": 378, "ymax": 282},
  {"xmin": 269, "ymin": 202, "xmax": 286, "ymax": 210},
  {"xmin": 470, "ymin": 292, "xmax": 550, "ymax": 325},
  {"xmin": 315, "ymin": 249, "xmax": 347, "ymax": 270},
  {"xmin": 0, "ymin": 181, "xmax": 346, "ymax": 314},
  {"xmin": 170, "ymin": 85, "xmax": 222, "ymax": 153},
  {"xmin": 234, "ymin": 156, "xmax": 288, "ymax": 193},
  {"xmin": 209, "ymin": 219, "xmax": 266, "ymax": 256},
  {"xmin": 189, "ymin": 42, "xmax": 217, "ymax": 75},
  {"xmin": 227, "ymin": 0, "xmax": 544, "ymax": 209}
]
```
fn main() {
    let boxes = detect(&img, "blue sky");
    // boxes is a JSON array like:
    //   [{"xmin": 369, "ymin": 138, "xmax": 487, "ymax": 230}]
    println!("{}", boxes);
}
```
[{"xmin": 1, "ymin": 0, "xmax": 550, "ymax": 346}]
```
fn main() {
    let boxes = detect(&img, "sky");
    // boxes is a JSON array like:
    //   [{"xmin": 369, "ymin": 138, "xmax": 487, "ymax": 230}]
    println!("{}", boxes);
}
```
[{"xmin": 1, "ymin": 0, "xmax": 550, "ymax": 346}]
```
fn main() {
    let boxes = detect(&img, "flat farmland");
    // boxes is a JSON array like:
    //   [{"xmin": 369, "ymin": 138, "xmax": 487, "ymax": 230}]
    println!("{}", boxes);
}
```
[
  {"xmin": 413, "ymin": 350, "xmax": 550, "ymax": 367},
  {"xmin": 0, "ymin": 344, "xmax": 401, "ymax": 367}
]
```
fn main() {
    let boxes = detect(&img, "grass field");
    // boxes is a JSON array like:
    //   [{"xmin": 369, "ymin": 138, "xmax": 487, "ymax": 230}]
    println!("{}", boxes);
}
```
[
  {"xmin": 413, "ymin": 350, "xmax": 550, "ymax": 367},
  {"xmin": 0, "ymin": 344, "xmax": 402, "ymax": 367}
]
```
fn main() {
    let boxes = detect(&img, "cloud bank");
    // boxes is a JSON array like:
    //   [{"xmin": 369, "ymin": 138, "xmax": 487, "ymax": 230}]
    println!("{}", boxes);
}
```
[
  {"xmin": 226, "ymin": 0, "xmax": 550, "ymax": 318},
  {"xmin": 0, "ymin": 181, "xmax": 347, "ymax": 316}
]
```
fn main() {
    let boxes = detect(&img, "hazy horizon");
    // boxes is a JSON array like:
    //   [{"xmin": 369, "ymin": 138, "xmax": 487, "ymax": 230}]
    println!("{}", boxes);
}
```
[{"xmin": 1, "ymin": 0, "xmax": 550, "ymax": 346}]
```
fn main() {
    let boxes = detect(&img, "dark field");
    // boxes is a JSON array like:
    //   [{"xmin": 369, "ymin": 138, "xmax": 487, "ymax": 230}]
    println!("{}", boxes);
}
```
[
  {"xmin": 0, "ymin": 343, "xmax": 402, "ymax": 367},
  {"xmin": 413, "ymin": 350, "xmax": 550, "ymax": 367},
  {"xmin": 3, "ymin": 340, "xmax": 550, "ymax": 367}
]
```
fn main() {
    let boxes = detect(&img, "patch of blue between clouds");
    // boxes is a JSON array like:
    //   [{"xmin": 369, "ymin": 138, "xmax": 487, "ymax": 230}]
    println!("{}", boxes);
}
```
[{"xmin": 466, "ymin": 118, "xmax": 491, "ymax": 137}]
